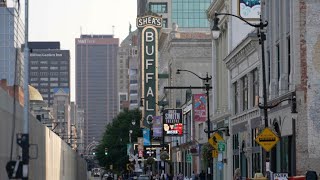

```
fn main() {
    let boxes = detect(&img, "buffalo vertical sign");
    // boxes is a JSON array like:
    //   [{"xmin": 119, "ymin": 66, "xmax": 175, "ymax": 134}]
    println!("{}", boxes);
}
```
[{"xmin": 137, "ymin": 15, "xmax": 162, "ymax": 126}]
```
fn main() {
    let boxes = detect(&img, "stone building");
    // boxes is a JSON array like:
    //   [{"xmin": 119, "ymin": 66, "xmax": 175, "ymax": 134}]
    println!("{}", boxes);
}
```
[
  {"xmin": 262, "ymin": 0, "xmax": 320, "ymax": 175},
  {"xmin": 158, "ymin": 24, "xmax": 212, "ymax": 177},
  {"xmin": 208, "ymin": 0, "xmax": 320, "ymax": 178}
]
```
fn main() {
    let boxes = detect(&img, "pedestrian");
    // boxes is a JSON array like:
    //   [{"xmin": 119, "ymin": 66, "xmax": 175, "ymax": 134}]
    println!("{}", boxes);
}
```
[
  {"xmin": 199, "ymin": 171, "xmax": 205, "ymax": 180},
  {"xmin": 177, "ymin": 172, "xmax": 184, "ymax": 180},
  {"xmin": 233, "ymin": 168, "xmax": 241, "ymax": 180},
  {"xmin": 191, "ymin": 171, "xmax": 196, "ymax": 180}
]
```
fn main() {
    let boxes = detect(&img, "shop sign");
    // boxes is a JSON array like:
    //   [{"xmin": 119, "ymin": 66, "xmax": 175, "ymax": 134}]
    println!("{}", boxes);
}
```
[
  {"xmin": 163, "ymin": 109, "xmax": 183, "ymax": 136},
  {"xmin": 137, "ymin": 14, "xmax": 162, "ymax": 127}
]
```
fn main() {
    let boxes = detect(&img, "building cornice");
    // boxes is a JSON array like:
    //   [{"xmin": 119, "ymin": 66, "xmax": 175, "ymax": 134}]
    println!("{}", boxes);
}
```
[
  {"xmin": 224, "ymin": 33, "xmax": 259, "ymax": 70},
  {"xmin": 207, "ymin": 0, "xmax": 226, "ymax": 20}
]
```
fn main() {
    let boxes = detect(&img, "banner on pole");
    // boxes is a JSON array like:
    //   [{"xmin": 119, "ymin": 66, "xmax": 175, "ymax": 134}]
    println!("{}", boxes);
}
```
[{"xmin": 193, "ymin": 94, "xmax": 207, "ymax": 122}]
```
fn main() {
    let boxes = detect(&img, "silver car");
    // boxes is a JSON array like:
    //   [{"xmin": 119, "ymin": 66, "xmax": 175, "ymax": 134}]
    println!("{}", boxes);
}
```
[{"xmin": 138, "ymin": 174, "xmax": 150, "ymax": 180}]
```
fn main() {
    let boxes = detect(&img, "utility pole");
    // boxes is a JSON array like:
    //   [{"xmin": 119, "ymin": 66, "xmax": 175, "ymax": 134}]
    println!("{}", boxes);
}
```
[
  {"xmin": 6, "ymin": 0, "xmax": 30, "ymax": 179},
  {"xmin": 22, "ymin": 0, "xmax": 30, "ymax": 178}
]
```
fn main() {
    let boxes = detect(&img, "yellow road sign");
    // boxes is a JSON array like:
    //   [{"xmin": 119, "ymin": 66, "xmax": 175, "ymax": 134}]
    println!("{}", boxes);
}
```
[
  {"xmin": 212, "ymin": 150, "xmax": 218, "ymax": 158},
  {"xmin": 208, "ymin": 132, "xmax": 223, "ymax": 149},
  {"xmin": 255, "ymin": 127, "xmax": 279, "ymax": 152}
]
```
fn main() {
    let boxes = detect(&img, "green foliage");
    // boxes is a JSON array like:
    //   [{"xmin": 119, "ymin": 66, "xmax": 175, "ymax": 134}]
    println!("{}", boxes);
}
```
[
  {"xmin": 146, "ymin": 157, "xmax": 155, "ymax": 165},
  {"xmin": 201, "ymin": 143, "xmax": 213, "ymax": 161},
  {"xmin": 96, "ymin": 109, "xmax": 142, "ymax": 172},
  {"xmin": 160, "ymin": 151, "xmax": 169, "ymax": 161}
]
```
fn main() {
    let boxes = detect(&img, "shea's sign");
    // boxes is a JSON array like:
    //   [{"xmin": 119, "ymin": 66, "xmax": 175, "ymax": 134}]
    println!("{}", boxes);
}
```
[
  {"xmin": 136, "ymin": 16, "xmax": 162, "ymax": 28},
  {"xmin": 163, "ymin": 109, "xmax": 183, "ymax": 136},
  {"xmin": 137, "ymin": 15, "xmax": 162, "ymax": 126}
]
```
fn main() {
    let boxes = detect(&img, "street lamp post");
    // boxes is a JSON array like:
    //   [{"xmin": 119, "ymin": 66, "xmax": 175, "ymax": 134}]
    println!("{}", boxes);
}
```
[
  {"xmin": 176, "ymin": 69, "xmax": 212, "ymax": 179},
  {"xmin": 211, "ymin": 12, "xmax": 269, "ymax": 175}
]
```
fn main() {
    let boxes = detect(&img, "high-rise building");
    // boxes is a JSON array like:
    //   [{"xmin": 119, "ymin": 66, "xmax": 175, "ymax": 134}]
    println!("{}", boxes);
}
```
[
  {"xmin": 118, "ymin": 29, "xmax": 139, "ymax": 111},
  {"xmin": 0, "ymin": 6, "xmax": 24, "ymax": 87},
  {"xmin": 75, "ymin": 35, "xmax": 119, "ymax": 150},
  {"xmin": 28, "ymin": 42, "xmax": 70, "ymax": 106},
  {"xmin": 138, "ymin": 0, "xmax": 212, "ymax": 29}
]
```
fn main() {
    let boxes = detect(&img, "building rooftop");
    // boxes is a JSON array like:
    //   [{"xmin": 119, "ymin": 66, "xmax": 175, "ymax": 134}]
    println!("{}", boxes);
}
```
[{"xmin": 29, "ymin": 85, "xmax": 43, "ymax": 101}]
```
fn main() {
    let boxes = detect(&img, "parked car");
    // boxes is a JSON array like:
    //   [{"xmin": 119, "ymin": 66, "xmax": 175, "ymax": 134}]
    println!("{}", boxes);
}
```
[
  {"xmin": 138, "ymin": 174, "xmax": 149, "ymax": 180},
  {"xmin": 92, "ymin": 168, "xmax": 101, "ymax": 177}
]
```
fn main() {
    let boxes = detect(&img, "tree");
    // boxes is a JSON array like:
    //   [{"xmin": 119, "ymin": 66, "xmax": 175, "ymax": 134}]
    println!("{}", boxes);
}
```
[{"xmin": 96, "ymin": 108, "xmax": 142, "ymax": 173}]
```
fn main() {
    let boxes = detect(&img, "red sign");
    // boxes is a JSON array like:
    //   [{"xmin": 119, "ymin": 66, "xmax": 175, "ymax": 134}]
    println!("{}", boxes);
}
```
[
  {"xmin": 193, "ymin": 94, "xmax": 207, "ymax": 122},
  {"xmin": 138, "ymin": 150, "xmax": 143, "ymax": 157}
]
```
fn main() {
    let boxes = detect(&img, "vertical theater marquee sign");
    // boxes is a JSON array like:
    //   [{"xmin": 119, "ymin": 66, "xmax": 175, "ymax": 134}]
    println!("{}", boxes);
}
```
[{"xmin": 137, "ymin": 15, "xmax": 162, "ymax": 126}]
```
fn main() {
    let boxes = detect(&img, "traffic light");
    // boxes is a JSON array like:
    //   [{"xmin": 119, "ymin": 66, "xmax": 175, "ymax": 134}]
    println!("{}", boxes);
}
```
[{"xmin": 105, "ymin": 148, "xmax": 108, "ymax": 155}]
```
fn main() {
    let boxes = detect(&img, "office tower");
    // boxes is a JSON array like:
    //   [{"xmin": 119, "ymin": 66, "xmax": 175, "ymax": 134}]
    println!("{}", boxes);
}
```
[
  {"xmin": 118, "ymin": 29, "xmax": 139, "ymax": 111},
  {"xmin": 28, "ymin": 42, "xmax": 70, "ymax": 106},
  {"xmin": 138, "ymin": 0, "xmax": 212, "ymax": 29},
  {"xmin": 75, "ymin": 35, "xmax": 119, "ymax": 150},
  {"xmin": 0, "ymin": 5, "xmax": 24, "ymax": 87}
]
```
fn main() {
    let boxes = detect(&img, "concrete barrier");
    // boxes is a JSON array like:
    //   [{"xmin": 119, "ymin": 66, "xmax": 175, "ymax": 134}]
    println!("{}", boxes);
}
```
[{"xmin": 0, "ymin": 87, "xmax": 87, "ymax": 180}]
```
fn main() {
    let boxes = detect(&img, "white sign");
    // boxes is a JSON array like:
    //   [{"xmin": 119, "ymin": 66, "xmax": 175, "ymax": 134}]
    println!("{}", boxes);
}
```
[
  {"xmin": 176, "ymin": 151, "xmax": 181, "ymax": 162},
  {"xmin": 274, "ymin": 173, "xmax": 288, "ymax": 180}
]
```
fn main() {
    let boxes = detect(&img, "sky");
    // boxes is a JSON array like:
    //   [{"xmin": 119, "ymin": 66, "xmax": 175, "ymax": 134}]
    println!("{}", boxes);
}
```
[{"xmin": 25, "ymin": 0, "xmax": 137, "ymax": 101}]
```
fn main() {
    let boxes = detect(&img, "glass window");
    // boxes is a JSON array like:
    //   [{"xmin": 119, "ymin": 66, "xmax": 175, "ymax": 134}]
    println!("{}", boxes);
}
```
[
  {"xmin": 234, "ymin": 82, "xmax": 238, "ymax": 114},
  {"xmin": 50, "ymin": 66, "xmax": 58, "ymax": 70},
  {"xmin": 242, "ymin": 75, "xmax": 248, "ymax": 111},
  {"xmin": 50, "ymin": 77, "xmax": 58, "ymax": 81},
  {"xmin": 171, "ymin": 0, "xmax": 210, "ymax": 28},
  {"xmin": 267, "ymin": 51, "xmax": 271, "ymax": 87},
  {"xmin": 40, "ymin": 66, "xmax": 48, "ymax": 70},
  {"xmin": 162, "ymin": 18, "xmax": 168, "ymax": 28},
  {"xmin": 233, "ymin": 134, "xmax": 240, "ymax": 172},
  {"xmin": 60, "ymin": 83, "xmax": 69, "ymax": 86},
  {"xmin": 30, "ymin": 66, "xmax": 38, "ymax": 70},
  {"xmin": 40, "ymin": 77, "xmax": 48, "ymax": 81},
  {"xmin": 149, "ymin": 3, "xmax": 167, "ymax": 13},
  {"xmin": 277, "ymin": 44, "xmax": 280, "ymax": 82},
  {"xmin": 252, "ymin": 153, "xmax": 261, "ymax": 176},
  {"xmin": 252, "ymin": 69, "xmax": 259, "ymax": 107},
  {"xmin": 287, "ymin": 36, "xmax": 291, "ymax": 90}
]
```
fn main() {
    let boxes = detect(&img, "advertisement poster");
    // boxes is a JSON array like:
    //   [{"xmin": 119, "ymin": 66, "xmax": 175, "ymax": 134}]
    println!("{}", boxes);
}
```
[
  {"xmin": 153, "ymin": 116, "xmax": 163, "ymax": 138},
  {"xmin": 193, "ymin": 94, "xmax": 207, "ymax": 122},
  {"xmin": 143, "ymin": 129, "xmax": 150, "ymax": 145},
  {"xmin": 238, "ymin": 0, "xmax": 261, "ymax": 19},
  {"xmin": 163, "ymin": 109, "xmax": 183, "ymax": 136}
]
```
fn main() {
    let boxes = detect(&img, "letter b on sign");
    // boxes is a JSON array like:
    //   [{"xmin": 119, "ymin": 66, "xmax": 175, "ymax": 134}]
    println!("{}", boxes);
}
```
[{"xmin": 146, "ymin": 32, "xmax": 154, "ymax": 42}]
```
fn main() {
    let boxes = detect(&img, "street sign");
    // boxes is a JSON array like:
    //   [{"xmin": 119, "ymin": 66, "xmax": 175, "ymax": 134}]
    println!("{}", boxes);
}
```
[
  {"xmin": 218, "ymin": 141, "xmax": 225, "ymax": 152},
  {"xmin": 255, "ymin": 127, "xmax": 279, "ymax": 152},
  {"xmin": 186, "ymin": 154, "xmax": 192, "ymax": 163},
  {"xmin": 212, "ymin": 150, "xmax": 218, "ymax": 158},
  {"xmin": 208, "ymin": 132, "xmax": 223, "ymax": 149},
  {"xmin": 217, "ymin": 162, "xmax": 223, "ymax": 170}
]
